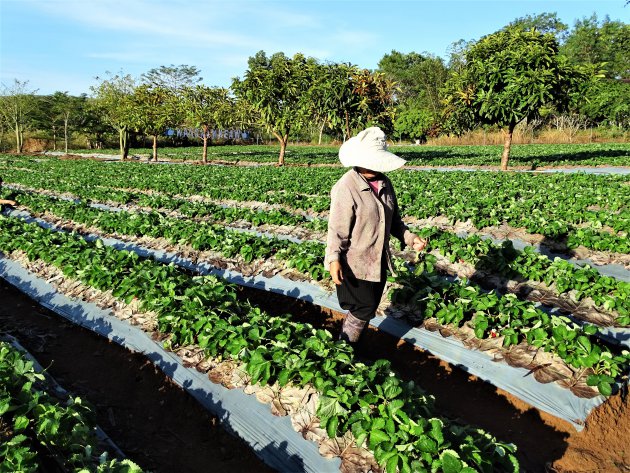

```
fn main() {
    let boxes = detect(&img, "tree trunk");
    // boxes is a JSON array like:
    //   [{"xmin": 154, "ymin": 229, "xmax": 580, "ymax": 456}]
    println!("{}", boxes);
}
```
[
  {"xmin": 202, "ymin": 125, "xmax": 209, "ymax": 164},
  {"xmin": 273, "ymin": 131, "xmax": 289, "ymax": 166},
  {"xmin": 345, "ymin": 110, "xmax": 351, "ymax": 139},
  {"xmin": 14, "ymin": 121, "xmax": 21, "ymax": 154},
  {"xmin": 318, "ymin": 122, "xmax": 325, "ymax": 145},
  {"xmin": 52, "ymin": 126, "xmax": 57, "ymax": 151},
  {"xmin": 152, "ymin": 135, "xmax": 158, "ymax": 162},
  {"xmin": 501, "ymin": 124, "xmax": 515, "ymax": 171},
  {"xmin": 119, "ymin": 128, "xmax": 129, "ymax": 160},
  {"xmin": 64, "ymin": 116, "xmax": 69, "ymax": 154}
]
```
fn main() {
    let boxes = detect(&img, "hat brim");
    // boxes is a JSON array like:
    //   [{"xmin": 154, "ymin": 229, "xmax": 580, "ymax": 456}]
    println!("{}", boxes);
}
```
[{"xmin": 339, "ymin": 137, "xmax": 406, "ymax": 172}]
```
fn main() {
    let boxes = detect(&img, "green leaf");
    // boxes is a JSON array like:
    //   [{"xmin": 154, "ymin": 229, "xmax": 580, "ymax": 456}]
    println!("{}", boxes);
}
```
[
  {"xmin": 440, "ymin": 450, "xmax": 463, "ymax": 473},
  {"xmin": 586, "ymin": 374, "xmax": 600, "ymax": 387},
  {"xmin": 326, "ymin": 415, "xmax": 339, "ymax": 439},
  {"xmin": 317, "ymin": 396, "xmax": 348, "ymax": 418},
  {"xmin": 13, "ymin": 415, "xmax": 30, "ymax": 431},
  {"xmin": 597, "ymin": 381, "xmax": 613, "ymax": 397},
  {"xmin": 415, "ymin": 435, "xmax": 438, "ymax": 454},
  {"xmin": 577, "ymin": 335, "xmax": 592, "ymax": 353},
  {"xmin": 386, "ymin": 453, "xmax": 399, "ymax": 473},
  {"xmin": 369, "ymin": 429, "xmax": 390, "ymax": 450}
]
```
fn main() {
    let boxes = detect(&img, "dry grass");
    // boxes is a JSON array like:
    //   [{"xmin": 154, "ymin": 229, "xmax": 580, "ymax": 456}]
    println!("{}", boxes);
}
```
[{"xmin": 426, "ymin": 128, "xmax": 629, "ymax": 146}]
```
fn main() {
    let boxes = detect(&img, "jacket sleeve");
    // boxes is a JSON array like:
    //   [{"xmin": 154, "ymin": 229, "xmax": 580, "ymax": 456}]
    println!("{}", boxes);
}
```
[
  {"xmin": 390, "ymin": 187, "xmax": 415, "ymax": 250},
  {"xmin": 325, "ymin": 182, "xmax": 355, "ymax": 270}
]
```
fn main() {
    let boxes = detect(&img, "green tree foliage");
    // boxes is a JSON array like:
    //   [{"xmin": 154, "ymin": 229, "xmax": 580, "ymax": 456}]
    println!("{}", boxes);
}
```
[
  {"xmin": 141, "ymin": 64, "xmax": 202, "ymax": 93},
  {"xmin": 232, "ymin": 51, "xmax": 317, "ymax": 165},
  {"xmin": 393, "ymin": 108, "xmax": 434, "ymax": 143},
  {"xmin": 561, "ymin": 14, "xmax": 629, "ymax": 80},
  {"xmin": 349, "ymin": 69, "xmax": 397, "ymax": 136},
  {"xmin": 307, "ymin": 61, "xmax": 356, "ymax": 143},
  {"xmin": 181, "ymin": 85, "xmax": 234, "ymax": 163},
  {"xmin": 0, "ymin": 80, "xmax": 38, "ymax": 154},
  {"xmin": 578, "ymin": 79, "xmax": 630, "ymax": 129},
  {"xmin": 441, "ymin": 28, "xmax": 594, "ymax": 170},
  {"xmin": 307, "ymin": 62, "xmax": 398, "ymax": 141},
  {"xmin": 91, "ymin": 73, "xmax": 137, "ymax": 160},
  {"xmin": 130, "ymin": 84, "xmax": 180, "ymax": 162},
  {"xmin": 560, "ymin": 14, "xmax": 630, "ymax": 130},
  {"xmin": 378, "ymin": 50, "xmax": 448, "ymax": 115},
  {"xmin": 506, "ymin": 12, "xmax": 569, "ymax": 38},
  {"xmin": 378, "ymin": 50, "xmax": 447, "ymax": 141},
  {"xmin": 79, "ymin": 99, "xmax": 110, "ymax": 150},
  {"xmin": 46, "ymin": 92, "xmax": 87, "ymax": 153}
]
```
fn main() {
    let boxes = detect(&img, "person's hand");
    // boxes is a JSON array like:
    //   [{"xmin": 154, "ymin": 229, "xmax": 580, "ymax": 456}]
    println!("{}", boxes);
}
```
[
  {"xmin": 7, "ymin": 200, "xmax": 16, "ymax": 206},
  {"xmin": 330, "ymin": 261, "xmax": 344, "ymax": 285},
  {"xmin": 412, "ymin": 235, "xmax": 428, "ymax": 252}
]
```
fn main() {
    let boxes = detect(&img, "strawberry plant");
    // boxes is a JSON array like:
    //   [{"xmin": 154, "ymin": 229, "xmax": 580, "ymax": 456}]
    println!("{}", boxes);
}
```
[
  {"xmin": 0, "ymin": 215, "xmax": 520, "ymax": 472},
  {"xmin": 0, "ymin": 341, "xmax": 144, "ymax": 473}
]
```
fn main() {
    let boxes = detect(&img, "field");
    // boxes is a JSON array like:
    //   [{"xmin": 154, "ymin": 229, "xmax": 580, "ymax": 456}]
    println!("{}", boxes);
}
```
[
  {"xmin": 0, "ymin": 144, "xmax": 629, "ymax": 473},
  {"xmin": 65, "ymin": 142, "xmax": 630, "ymax": 168}
]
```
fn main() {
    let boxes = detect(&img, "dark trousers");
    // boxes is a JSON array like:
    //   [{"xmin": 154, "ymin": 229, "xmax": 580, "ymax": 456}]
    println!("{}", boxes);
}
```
[{"xmin": 336, "ymin": 253, "xmax": 387, "ymax": 322}]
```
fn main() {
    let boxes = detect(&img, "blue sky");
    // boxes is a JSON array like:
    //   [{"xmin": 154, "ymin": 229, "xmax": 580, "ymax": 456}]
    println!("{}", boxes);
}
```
[{"xmin": 1, "ymin": 0, "xmax": 628, "ymax": 96}]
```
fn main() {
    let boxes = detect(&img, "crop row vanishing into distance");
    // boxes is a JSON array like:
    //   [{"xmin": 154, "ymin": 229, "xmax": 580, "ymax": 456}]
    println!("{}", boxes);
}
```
[
  {"xmin": 0, "ymin": 215, "xmax": 520, "ymax": 473},
  {"xmin": 1, "ymin": 154, "xmax": 628, "ymax": 254},
  {"xmin": 3, "ymin": 188, "xmax": 629, "ymax": 399},
  {"xmin": 5, "ymin": 189, "xmax": 629, "ymax": 328},
  {"xmin": 66, "ymin": 142, "xmax": 630, "ymax": 168}
]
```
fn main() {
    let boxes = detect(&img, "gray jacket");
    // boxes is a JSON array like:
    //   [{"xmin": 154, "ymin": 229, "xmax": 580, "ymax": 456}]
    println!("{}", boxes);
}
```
[{"xmin": 325, "ymin": 168, "xmax": 415, "ymax": 282}]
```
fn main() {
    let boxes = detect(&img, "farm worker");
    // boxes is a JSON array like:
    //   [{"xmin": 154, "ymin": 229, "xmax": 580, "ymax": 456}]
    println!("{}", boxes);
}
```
[
  {"xmin": 0, "ymin": 177, "xmax": 16, "ymax": 207},
  {"xmin": 325, "ymin": 127, "xmax": 427, "ymax": 343}
]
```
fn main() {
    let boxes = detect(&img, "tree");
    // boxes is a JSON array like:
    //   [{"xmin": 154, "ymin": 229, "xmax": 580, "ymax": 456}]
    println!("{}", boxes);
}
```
[
  {"xmin": 349, "ymin": 69, "xmax": 398, "ymax": 136},
  {"xmin": 181, "ymin": 85, "xmax": 234, "ymax": 163},
  {"xmin": 560, "ymin": 15, "xmax": 629, "ymax": 130},
  {"xmin": 91, "ymin": 73, "xmax": 137, "ymax": 160},
  {"xmin": 80, "ymin": 99, "xmax": 110, "ymax": 149},
  {"xmin": 307, "ymin": 62, "xmax": 358, "ymax": 143},
  {"xmin": 378, "ymin": 50, "xmax": 448, "ymax": 141},
  {"xmin": 141, "ymin": 65, "xmax": 202, "ymax": 93},
  {"xmin": 442, "ymin": 28, "xmax": 594, "ymax": 170},
  {"xmin": 562, "ymin": 14, "xmax": 629, "ymax": 80},
  {"xmin": 506, "ymin": 12, "xmax": 569, "ymax": 38},
  {"xmin": 578, "ymin": 79, "xmax": 630, "ymax": 129},
  {"xmin": 0, "ymin": 80, "xmax": 38, "ymax": 154},
  {"xmin": 378, "ymin": 50, "xmax": 448, "ymax": 115},
  {"xmin": 47, "ymin": 92, "xmax": 87, "ymax": 153},
  {"xmin": 232, "ymin": 51, "xmax": 316, "ymax": 165},
  {"xmin": 393, "ymin": 108, "xmax": 434, "ymax": 143},
  {"xmin": 130, "ymin": 84, "xmax": 179, "ymax": 162}
]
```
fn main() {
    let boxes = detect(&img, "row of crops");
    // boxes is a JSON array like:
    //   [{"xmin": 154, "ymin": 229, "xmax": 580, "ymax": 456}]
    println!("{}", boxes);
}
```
[
  {"xmin": 0, "ymin": 217, "xmax": 520, "ymax": 472},
  {"xmin": 4, "ymin": 189, "xmax": 628, "ymax": 328},
  {"xmin": 1, "ymin": 155, "xmax": 629, "ymax": 253},
  {"xmin": 0, "ymin": 152, "xmax": 628, "ymax": 471},
  {"xmin": 67, "ymin": 142, "xmax": 630, "ymax": 168},
  {"xmin": 2, "ymin": 195, "xmax": 628, "ymax": 399},
  {"xmin": 0, "ymin": 339, "xmax": 143, "ymax": 472}
]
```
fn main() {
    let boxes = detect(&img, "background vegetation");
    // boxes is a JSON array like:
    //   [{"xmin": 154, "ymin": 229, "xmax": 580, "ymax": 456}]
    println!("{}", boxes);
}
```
[{"xmin": 0, "ymin": 13, "xmax": 627, "ymax": 167}]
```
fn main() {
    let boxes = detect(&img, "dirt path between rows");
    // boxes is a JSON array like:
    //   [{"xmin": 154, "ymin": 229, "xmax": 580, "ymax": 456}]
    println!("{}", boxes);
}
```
[
  {"xmin": 0, "ymin": 277, "xmax": 274, "ymax": 473},
  {"xmin": 2, "ymin": 268, "xmax": 629, "ymax": 473},
  {"xmin": 238, "ymin": 286, "xmax": 630, "ymax": 473}
]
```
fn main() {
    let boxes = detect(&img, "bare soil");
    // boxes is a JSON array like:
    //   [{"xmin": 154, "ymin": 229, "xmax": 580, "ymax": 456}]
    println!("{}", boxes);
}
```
[
  {"xmin": 238, "ymin": 285, "xmax": 630, "ymax": 473},
  {"xmin": 0, "ymin": 277, "xmax": 274, "ymax": 473},
  {"xmin": 1, "ymin": 231, "xmax": 628, "ymax": 473}
]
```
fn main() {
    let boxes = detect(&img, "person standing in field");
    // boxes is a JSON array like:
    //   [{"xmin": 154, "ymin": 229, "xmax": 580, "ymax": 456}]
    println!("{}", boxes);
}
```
[{"xmin": 325, "ymin": 127, "xmax": 427, "ymax": 343}]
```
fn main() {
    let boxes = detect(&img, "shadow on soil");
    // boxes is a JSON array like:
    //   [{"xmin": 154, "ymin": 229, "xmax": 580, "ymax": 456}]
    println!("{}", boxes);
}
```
[{"xmin": 238, "ymin": 284, "xmax": 572, "ymax": 473}]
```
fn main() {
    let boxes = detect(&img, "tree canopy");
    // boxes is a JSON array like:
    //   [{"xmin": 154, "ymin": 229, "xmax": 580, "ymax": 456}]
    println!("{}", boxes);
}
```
[{"xmin": 441, "ymin": 27, "xmax": 594, "ymax": 169}]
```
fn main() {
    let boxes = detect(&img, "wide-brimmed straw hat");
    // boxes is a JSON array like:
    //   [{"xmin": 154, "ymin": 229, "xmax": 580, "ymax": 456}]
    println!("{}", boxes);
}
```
[{"xmin": 339, "ymin": 127, "xmax": 406, "ymax": 173}]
